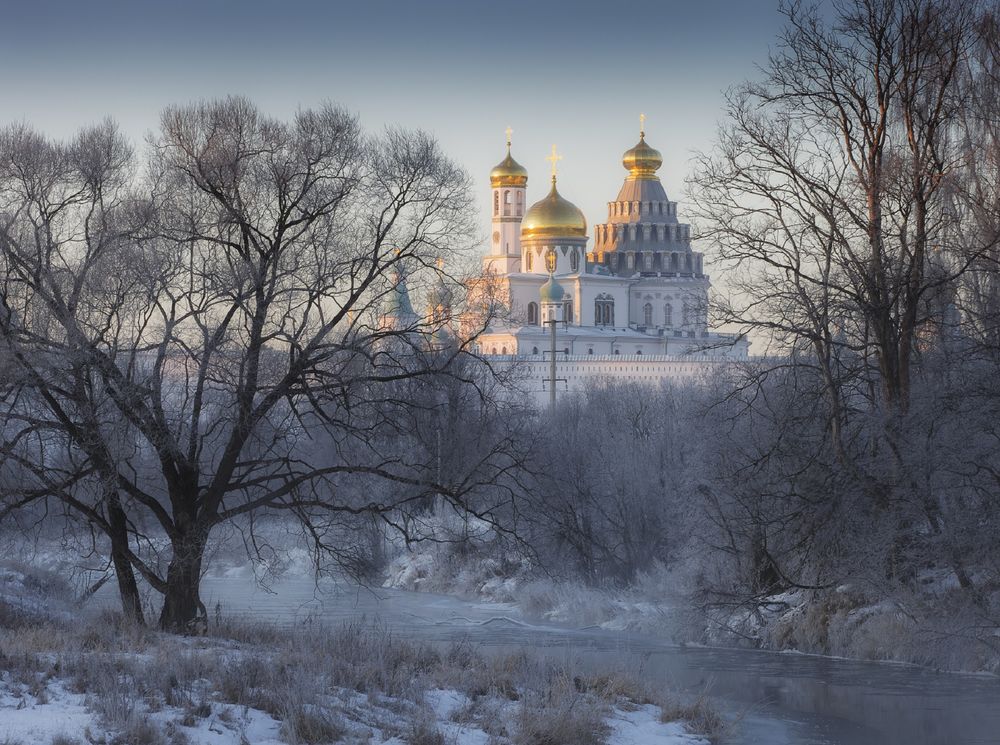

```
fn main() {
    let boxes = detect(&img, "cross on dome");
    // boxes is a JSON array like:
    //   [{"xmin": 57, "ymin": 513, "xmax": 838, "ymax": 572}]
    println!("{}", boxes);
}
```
[
  {"xmin": 505, "ymin": 126, "xmax": 513, "ymax": 148},
  {"xmin": 546, "ymin": 144, "xmax": 562, "ymax": 180},
  {"xmin": 640, "ymin": 113, "xmax": 646, "ymax": 137}
]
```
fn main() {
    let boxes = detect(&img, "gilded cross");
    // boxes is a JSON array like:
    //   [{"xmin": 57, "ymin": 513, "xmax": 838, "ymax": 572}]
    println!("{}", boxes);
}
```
[
  {"xmin": 505, "ymin": 126, "xmax": 513, "ymax": 148},
  {"xmin": 640, "ymin": 113, "xmax": 646, "ymax": 137},
  {"xmin": 546, "ymin": 144, "xmax": 562, "ymax": 179}
]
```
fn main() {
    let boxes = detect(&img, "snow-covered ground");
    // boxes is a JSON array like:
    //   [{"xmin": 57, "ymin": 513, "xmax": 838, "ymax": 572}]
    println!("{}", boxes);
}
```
[
  {"xmin": 0, "ymin": 684, "xmax": 710, "ymax": 745},
  {"xmin": 0, "ymin": 563, "xmax": 713, "ymax": 745}
]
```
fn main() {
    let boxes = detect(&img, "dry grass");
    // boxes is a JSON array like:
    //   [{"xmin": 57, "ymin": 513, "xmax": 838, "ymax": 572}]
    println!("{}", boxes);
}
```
[
  {"xmin": 277, "ymin": 705, "xmax": 347, "ymax": 745},
  {"xmin": 405, "ymin": 716, "xmax": 448, "ymax": 745},
  {"xmin": 0, "ymin": 588, "xmax": 723, "ymax": 745},
  {"xmin": 513, "ymin": 678, "xmax": 609, "ymax": 745},
  {"xmin": 659, "ymin": 693, "xmax": 727, "ymax": 740}
]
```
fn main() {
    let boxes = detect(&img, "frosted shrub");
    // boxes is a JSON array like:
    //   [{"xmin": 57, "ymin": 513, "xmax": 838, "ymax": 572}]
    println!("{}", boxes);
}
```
[
  {"xmin": 277, "ymin": 704, "xmax": 346, "ymax": 745},
  {"xmin": 514, "ymin": 678, "xmax": 609, "ymax": 745},
  {"xmin": 518, "ymin": 580, "xmax": 616, "ymax": 626}
]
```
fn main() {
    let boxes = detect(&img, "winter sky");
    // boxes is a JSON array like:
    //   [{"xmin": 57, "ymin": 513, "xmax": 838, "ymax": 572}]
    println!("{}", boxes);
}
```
[{"xmin": 1, "ymin": 0, "xmax": 784, "ymax": 246}]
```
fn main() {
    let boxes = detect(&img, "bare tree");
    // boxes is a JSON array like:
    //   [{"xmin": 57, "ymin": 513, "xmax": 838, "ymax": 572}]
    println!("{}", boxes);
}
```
[
  {"xmin": 524, "ymin": 382, "xmax": 697, "ymax": 586},
  {"xmin": 956, "ymin": 9, "xmax": 1000, "ymax": 347},
  {"xmin": 0, "ymin": 119, "xmax": 153, "ymax": 622},
  {"xmin": 0, "ymin": 98, "xmax": 513, "ymax": 632},
  {"xmin": 687, "ymin": 0, "xmax": 1000, "ymax": 617},
  {"xmin": 692, "ymin": 0, "xmax": 985, "ymax": 418}
]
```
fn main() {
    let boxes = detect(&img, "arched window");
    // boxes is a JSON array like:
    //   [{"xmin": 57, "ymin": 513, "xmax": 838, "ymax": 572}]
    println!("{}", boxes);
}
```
[
  {"xmin": 570, "ymin": 250, "xmax": 580, "ymax": 272},
  {"xmin": 644, "ymin": 253, "xmax": 653, "ymax": 271},
  {"xmin": 527, "ymin": 302, "xmax": 539, "ymax": 325},
  {"xmin": 565, "ymin": 300, "xmax": 573, "ymax": 324},
  {"xmin": 503, "ymin": 190, "xmax": 511, "ymax": 216},
  {"xmin": 532, "ymin": 346, "xmax": 539, "ymax": 355},
  {"xmin": 493, "ymin": 191, "xmax": 499, "ymax": 216},
  {"xmin": 664, "ymin": 303, "xmax": 673, "ymax": 327},
  {"xmin": 643, "ymin": 303, "xmax": 653, "ymax": 326},
  {"xmin": 587, "ymin": 348, "xmax": 594, "ymax": 355},
  {"xmin": 594, "ymin": 295, "xmax": 614, "ymax": 327},
  {"xmin": 516, "ymin": 190, "xmax": 524, "ymax": 216},
  {"xmin": 501, "ymin": 346, "xmax": 507, "ymax": 354},
  {"xmin": 682, "ymin": 298, "xmax": 690, "ymax": 327},
  {"xmin": 526, "ymin": 251, "xmax": 533, "ymax": 272}
]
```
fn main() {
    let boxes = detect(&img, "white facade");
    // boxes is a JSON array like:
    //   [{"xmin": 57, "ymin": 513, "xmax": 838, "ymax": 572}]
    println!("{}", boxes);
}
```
[
  {"xmin": 474, "ymin": 130, "xmax": 748, "ymax": 397},
  {"xmin": 488, "ymin": 354, "xmax": 732, "ymax": 406}
]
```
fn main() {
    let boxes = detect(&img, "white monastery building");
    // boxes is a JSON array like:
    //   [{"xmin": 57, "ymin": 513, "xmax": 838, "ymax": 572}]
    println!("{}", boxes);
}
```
[{"xmin": 468, "ymin": 123, "xmax": 749, "ymax": 399}]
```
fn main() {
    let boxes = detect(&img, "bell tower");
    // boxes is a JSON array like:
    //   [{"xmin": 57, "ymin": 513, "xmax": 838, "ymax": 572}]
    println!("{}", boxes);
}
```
[{"xmin": 484, "ymin": 127, "xmax": 528, "ymax": 274}]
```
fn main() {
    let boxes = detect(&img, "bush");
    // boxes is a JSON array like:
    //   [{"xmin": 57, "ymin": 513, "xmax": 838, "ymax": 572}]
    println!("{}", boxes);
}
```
[
  {"xmin": 110, "ymin": 714, "xmax": 165, "ymax": 745},
  {"xmin": 659, "ymin": 694, "xmax": 726, "ymax": 740},
  {"xmin": 514, "ymin": 680, "xmax": 609, "ymax": 745},
  {"xmin": 406, "ymin": 717, "xmax": 446, "ymax": 745},
  {"xmin": 278, "ymin": 705, "xmax": 346, "ymax": 744}
]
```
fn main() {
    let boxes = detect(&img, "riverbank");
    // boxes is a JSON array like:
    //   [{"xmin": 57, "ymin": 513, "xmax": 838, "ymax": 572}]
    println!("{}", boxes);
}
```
[
  {"xmin": 380, "ymin": 519, "xmax": 1000, "ymax": 675},
  {"xmin": 0, "ymin": 564, "xmax": 719, "ymax": 745}
]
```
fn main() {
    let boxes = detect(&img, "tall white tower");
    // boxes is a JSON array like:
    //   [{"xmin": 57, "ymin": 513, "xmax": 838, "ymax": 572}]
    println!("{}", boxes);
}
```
[{"xmin": 483, "ymin": 127, "xmax": 528, "ymax": 274}]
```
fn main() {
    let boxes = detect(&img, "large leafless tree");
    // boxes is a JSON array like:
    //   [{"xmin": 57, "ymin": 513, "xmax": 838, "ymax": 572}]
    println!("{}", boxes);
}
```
[{"xmin": 0, "ymin": 98, "xmax": 517, "ymax": 632}]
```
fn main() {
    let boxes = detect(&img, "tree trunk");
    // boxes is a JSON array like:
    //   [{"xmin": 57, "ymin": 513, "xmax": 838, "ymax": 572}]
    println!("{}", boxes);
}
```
[
  {"xmin": 158, "ymin": 527, "xmax": 209, "ymax": 634},
  {"xmin": 107, "ymin": 498, "xmax": 145, "ymax": 626}
]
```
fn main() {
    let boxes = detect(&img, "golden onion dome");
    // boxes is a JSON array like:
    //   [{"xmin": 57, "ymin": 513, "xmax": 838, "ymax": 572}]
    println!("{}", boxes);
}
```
[
  {"xmin": 622, "ymin": 133, "xmax": 663, "ymax": 180},
  {"xmin": 521, "ymin": 178, "xmax": 587, "ymax": 240},
  {"xmin": 490, "ymin": 146, "xmax": 528, "ymax": 187}
]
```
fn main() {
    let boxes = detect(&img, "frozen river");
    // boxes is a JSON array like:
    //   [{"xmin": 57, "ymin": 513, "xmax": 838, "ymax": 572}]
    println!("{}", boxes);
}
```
[{"xmin": 112, "ymin": 575, "xmax": 1000, "ymax": 745}]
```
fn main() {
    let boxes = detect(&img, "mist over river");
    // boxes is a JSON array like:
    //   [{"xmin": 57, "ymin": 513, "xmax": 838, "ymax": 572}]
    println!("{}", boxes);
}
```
[{"xmin": 94, "ymin": 574, "xmax": 1000, "ymax": 745}]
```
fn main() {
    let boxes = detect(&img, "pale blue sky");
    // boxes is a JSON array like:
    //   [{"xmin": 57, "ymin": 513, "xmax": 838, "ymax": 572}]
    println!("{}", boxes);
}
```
[{"xmin": 0, "ymin": 0, "xmax": 784, "ymax": 244}]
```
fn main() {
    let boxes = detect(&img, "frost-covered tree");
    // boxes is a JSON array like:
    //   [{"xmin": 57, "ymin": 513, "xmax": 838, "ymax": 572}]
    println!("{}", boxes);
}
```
[
  {"xmin": 692, "ymin": 0, "xmax": 989, "ymax": 416},
  {"xmin": 0, "ymin": 98, "xmax": 514, "ymax": 632},
  {"xmin": 688, "ymin": 0, "xmax": 1000, "ymax": 611}
]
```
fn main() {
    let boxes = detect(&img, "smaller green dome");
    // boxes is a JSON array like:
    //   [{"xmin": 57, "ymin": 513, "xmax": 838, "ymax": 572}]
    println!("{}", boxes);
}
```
[
  {"xmin": 539, "ymin": 274, "xmax": 565, "ymax": 305},
  {"xmin": 385, "ymin": 266, "xmax": 415, "ymax": 318}
]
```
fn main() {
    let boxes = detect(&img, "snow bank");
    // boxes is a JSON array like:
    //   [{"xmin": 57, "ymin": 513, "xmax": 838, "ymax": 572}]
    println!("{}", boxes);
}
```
[
  {"xmin": 0, "ymin": 591, "xmax": 714, "ymax": 745},
  {"xmin": 608, "ymin": 705, "xmax": 709, "ymax": 745}
]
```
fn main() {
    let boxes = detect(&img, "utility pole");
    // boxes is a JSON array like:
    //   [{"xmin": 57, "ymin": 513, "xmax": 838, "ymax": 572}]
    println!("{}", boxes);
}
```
[
  {"xmin": 542, "ymin": 317, "xmax": 567, "ymax": 408},
  {"xmin": 549, "ymin": 314, "xmax": 557, "ymax": 408},
  {"xmin": 540, "ymin": 272, "xmax": 567, "ymax": 408}
]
